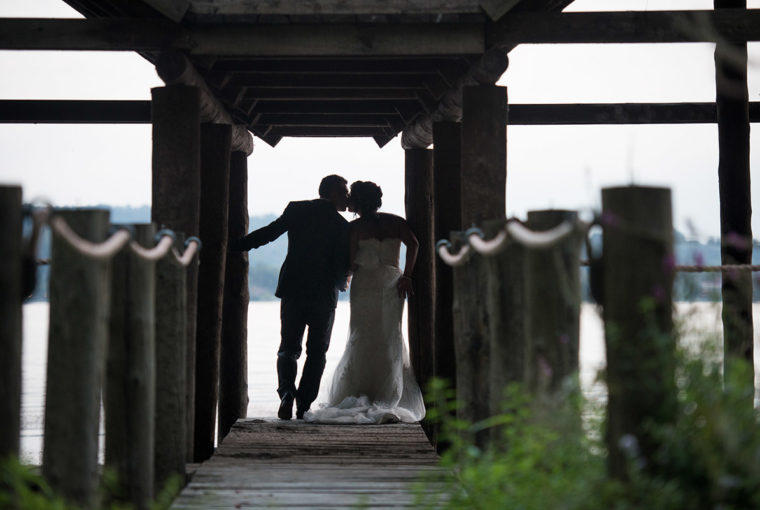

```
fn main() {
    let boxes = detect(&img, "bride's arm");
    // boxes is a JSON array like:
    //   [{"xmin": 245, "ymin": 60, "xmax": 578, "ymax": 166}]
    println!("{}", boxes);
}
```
[{"xmin": 397, "ymin": 217, "xmax": 419, "ymax": 298}]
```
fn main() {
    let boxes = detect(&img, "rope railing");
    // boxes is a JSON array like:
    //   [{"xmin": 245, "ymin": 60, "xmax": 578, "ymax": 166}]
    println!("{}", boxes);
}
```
[
  {"xmin": 438, "ymin": 217, "xmax": 760, "ymax": 273},
  {"xmin": 28, "ymin": 207, "xmax": 201, "ymax": 266},
  {"xmin": 436, "ymin": 218, "xmax": 587, "ymax": 267}
]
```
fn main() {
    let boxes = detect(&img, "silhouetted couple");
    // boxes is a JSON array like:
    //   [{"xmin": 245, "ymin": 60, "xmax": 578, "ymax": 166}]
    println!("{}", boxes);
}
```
[{"xmin": 232, "ymin": 175, "xmax": 425, "ymax": 423}]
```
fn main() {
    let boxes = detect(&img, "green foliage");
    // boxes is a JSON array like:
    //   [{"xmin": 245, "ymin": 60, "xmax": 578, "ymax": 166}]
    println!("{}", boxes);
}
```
[
  {"xmin": 0, "ymin": 457, "xmax": 183, "ymax": 510},
  {"xmin": 418, "ymin": 343, "xmax": 760, "ymax": 510}
]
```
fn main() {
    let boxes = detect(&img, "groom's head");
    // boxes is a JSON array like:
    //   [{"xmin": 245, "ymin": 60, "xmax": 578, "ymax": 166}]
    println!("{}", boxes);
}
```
[{"xmin": 319, "ymin": 174, "xmax": 349, "ymax": 212}]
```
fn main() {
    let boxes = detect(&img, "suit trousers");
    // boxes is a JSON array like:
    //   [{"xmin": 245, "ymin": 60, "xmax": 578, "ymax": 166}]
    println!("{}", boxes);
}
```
[{"xmin": 277, "ymin": 297, "xmax": 335, "ymax": 411}]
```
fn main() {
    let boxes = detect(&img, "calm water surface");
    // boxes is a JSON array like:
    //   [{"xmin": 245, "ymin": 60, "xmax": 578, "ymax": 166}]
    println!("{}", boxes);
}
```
[{"xmin": 19, "ymin": 301, "xmax": 758, "ymax": 464}]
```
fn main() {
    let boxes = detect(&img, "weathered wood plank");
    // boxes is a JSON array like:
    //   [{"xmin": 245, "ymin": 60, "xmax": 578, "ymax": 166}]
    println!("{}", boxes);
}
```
[
  {"xmin": 188, "ymin": 0, "xmax": 483, "ymax": 16},
  {"xmin": 170, "ymin": 419, "xmax": 442, "ymax": 509}
]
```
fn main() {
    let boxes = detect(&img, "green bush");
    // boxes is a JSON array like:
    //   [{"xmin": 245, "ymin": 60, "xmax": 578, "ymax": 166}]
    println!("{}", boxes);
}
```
[
  {"xmin": 0, "ymin": 457, "xmax": 182, "ymax": 510},
  {"xmin": 417, "ymin": 342, "xmax": 760, "ymax": 510}
]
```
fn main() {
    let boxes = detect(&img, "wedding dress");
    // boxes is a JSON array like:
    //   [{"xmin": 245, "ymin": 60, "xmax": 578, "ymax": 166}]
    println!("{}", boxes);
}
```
[{"xmin": 304, "ymin": 238, "xmax": 426, "ymax": 424}]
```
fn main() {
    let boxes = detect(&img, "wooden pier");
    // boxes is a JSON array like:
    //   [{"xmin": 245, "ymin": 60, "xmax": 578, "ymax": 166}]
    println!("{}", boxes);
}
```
[{"xmin": 171, "ymin": 419, "xmax": 445, "ymax": 509}]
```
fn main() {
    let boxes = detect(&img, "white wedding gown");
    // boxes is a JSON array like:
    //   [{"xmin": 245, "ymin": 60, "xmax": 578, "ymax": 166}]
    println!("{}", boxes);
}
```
[{"xmin": 304, "ymin": 238, "xmax": 426, "ymax": 424}]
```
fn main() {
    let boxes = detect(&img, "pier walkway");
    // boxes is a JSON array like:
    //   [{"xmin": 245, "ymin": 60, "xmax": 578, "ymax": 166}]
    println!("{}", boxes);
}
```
[{"xmin": 171, "ymin": 418, "xmax": 445, "ymax": 509}]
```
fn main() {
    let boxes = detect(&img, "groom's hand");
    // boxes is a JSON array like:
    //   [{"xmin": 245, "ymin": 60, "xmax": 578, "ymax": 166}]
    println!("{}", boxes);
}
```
[{"xmin": 397, "ymin": 276, "xmax": 414, "ymax": 299}]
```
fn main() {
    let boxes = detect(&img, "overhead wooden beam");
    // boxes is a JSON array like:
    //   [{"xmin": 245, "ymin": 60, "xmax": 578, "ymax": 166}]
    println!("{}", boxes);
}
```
[
  {"xmin": 248, "ymin": 100, "xmax": 422, "ymax": 116},
  {"xmin": 0, "ymin": 100, "xmax": 150, "ymax": 123},
  {"xmin": 0, "ymin": 18, "xmax": 190, "ymax": 51},
  {"xmin": 156, "ymin": 51, "xmax": 253, "ymax": 155},
  {"xmin": 241, "ymin": 88, "xmax": 422, "ymax": 101},
  {"xmin": 253, "ymin": 113, "xmax": 400, "ymax": 128},
  {"xmin": 489, "ymin": 8, "xmax": 760, "ymax": 46},
  {"xmin": 223, "ymin": 73, "xmax": 446, "ymax": 90},
  {"xmin": 508, "ymin": 102, "xmax": 760, "ymax": 124},
  {"xmin": 187, "ymin": 0, "xmax": 484, "ymax": 16},
  {"xmin": 263, "ymin": 126, "xmax": 395, "ymax": 138},
  {"xmin": 191, "ymin": 23, "xmax": 484, "ymax": 57},
  {"xmin": 142, "ymin": 0, "xmax": 190, "ymax": 23},
  {"xmin": 209, "ymin": 57, "xmax": 475, "ymax": 75},
  {"xmin": 2, "ymin": 100, "xmax": 758, "ymax": 125}
]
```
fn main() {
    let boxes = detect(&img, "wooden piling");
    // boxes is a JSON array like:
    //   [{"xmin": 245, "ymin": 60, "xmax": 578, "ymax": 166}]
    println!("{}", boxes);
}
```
[
  {"xmin": 451, "ymin": 230, "xmax": 491, "ymax": 448},
  {"xmin": 0, "ymin": 186, "xmax": 23, "ymax": 459},
  {"xmin": 432, "ymin": 122, "xmax": 461, "ymax": 391},
  {"xmin": 151, "ymin": 85, "xmax": 201, "ymax": 461},
  {"xmin": 460, "ymin": 85, "xmax": 507, "ymax": 226},
  {"xmin": 194, "ymin": 123, "xmax": 231, "ymax": 461},
  {"xmin": 154, "ymin": 232, "xmax": 188, "ymax": 489},
  {"xmin": 404, "ymin": 147, "xmax": 436, "ymax": 395},
  {"xmin": 714, "ymin": 0, "xmax": 753, "ymax": 390},
  {"xmin": 484, "ymin": 221, "xmax": 528, "ymax": 427},
  {"xmin": 524, "ymin": 210, "xmax": 582, "ymax": 394},
  {"xmin": 219, "ymin": 150, "xmax": 250, "ymax": 441},
  {"xmin": 105, "ymin": 224, "xmax": 156, "ymax": 510},
  {"xmin": 43, "ymin": 208, "xmax": 110, "ymax": 508},
  {"xmin": 602, "ymin": 186, "xmax": 676, "ymax": 480}
]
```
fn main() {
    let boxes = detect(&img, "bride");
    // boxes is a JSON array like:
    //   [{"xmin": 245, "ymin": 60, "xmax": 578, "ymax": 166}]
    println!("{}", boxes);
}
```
[{"xmin": 305, "ymin": 181, "xmax": 426, "ymax": 424}]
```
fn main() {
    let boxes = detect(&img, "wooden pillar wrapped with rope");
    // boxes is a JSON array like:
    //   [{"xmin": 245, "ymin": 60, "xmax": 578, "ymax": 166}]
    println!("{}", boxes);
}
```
[
  {"xmin": 601, "ymin": 186, "xmax": 677, "ymax": 480},
  {"xmin": 0, "ymin": 185, "xmax": 23, "ymax": 460},
  {"xmin": 151, "ymin": 85, "xmax": 202, "ymax": 462},
  {"xmin": 43, "ymin": 209, "xmax": 114, "ymax": 508},
  {"xmin": 154, "ymin": 232, "xmax": 191, "ymax": 489},
  {"xmin": 106, "ymin": 223, "xmax": 159, "ymax": 510},
  {"xmin": 524, "ymin": 210, "xmax": 583, "ymax": 395}
]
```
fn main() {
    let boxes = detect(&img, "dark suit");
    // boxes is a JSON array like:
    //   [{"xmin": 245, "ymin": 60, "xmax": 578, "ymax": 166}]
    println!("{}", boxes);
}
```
[{"xmin": 233, "ymin": 199, "xmax": 349, "ymax": 412}]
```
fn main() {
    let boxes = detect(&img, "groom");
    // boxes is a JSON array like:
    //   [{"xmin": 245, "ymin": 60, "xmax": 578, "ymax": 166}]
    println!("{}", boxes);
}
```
[{"xmin": 231, "ymin": 175, "xmax": 350, "ymax": 419}]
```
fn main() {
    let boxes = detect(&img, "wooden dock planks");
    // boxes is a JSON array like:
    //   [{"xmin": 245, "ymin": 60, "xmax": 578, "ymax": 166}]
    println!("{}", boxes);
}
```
[{"xmin": 171, "ymin": 418, "xmax": 446, "ymax": 509}]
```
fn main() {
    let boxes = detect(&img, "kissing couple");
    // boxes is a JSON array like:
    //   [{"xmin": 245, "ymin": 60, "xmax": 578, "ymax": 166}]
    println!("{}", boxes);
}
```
[{"xmin": 232, "ymin": 175, "xmax": 426, "ymax": 424}]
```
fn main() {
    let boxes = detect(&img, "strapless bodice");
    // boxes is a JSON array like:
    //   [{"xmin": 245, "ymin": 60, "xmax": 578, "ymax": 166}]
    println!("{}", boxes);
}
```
[{"xmin": 354, "ymin": 238, "xmax": 400, "ymax": 269}]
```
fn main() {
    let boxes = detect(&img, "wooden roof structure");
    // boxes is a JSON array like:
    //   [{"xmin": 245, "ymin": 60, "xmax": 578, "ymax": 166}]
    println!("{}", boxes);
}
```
[{"xmin": 1, "ymin": 1, "xmax": 759, "ymax": 149}]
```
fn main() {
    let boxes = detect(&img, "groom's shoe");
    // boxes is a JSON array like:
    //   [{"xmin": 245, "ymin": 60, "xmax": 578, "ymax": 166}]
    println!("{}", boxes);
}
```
[
  {"xmin": 296, "ymin": 407, "xmax": 307, "ymax": 420},
  {"xmin": 278, "ymin": 394, "xmax": 294, "ymax": 420}
]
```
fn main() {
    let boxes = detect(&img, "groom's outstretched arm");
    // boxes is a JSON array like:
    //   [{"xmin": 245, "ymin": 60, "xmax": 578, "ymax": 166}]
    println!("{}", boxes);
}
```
[{"xmin": 230, "ymin": 204, "xmax": 291, "ymax": 251}]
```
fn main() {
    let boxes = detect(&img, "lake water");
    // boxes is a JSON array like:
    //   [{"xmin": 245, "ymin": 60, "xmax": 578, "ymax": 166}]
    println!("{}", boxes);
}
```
[{"xmin": 18, "ymin": 301, "xmax": 758, "ymax": 464}]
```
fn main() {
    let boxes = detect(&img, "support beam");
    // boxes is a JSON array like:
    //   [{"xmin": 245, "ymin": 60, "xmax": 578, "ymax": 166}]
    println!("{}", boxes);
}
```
[
  {"xmin": 219, "ymin": 151, "xmax": 250, "ymax": 441},
  {"xmin": 156, "ymin": 51, "xmax": 253, "ymax": 155},
  {"xmin": 150, "ymin": 85, "xmax": 201, "ymax": 462},
  {"xmin": 194, "ymin": 123, "xmax": 231, "ymax": 462},
  {"xmin": 0, "ymin": 18, "xmax": 484, "ymax": 56},
  {"xmin": 489, "ymin": 8, "xmax": 760, "ymax": 46},
  {"xmin": 189, "ymin": 0, "xmax": 484, "ymax": 16},
  {"xmin": 460, "ymin": 85, "xmax": 507, "ymax": 225},
  {"xmin": 715, "ymin": 0, "xmax": 753, "ymax": 392},
  {"xmin": 2, "ymin": 100, "xmax": 760, "ymax": 125},
  {"xmin": 404, "ymin": 148, "xmax": 436, "ymax": 400},
  {"xmin": 0, "ymin": 186, "xmax": 22, "ymax": 460},
  {"xmin": 432, "ymin": 122, "xmax": 461, "ymax": 394}
]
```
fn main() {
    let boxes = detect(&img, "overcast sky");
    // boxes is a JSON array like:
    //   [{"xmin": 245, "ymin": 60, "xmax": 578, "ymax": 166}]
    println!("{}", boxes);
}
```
[{"xmin": 0, "ymin": 0, "xmax": 758, "ymax": 239}]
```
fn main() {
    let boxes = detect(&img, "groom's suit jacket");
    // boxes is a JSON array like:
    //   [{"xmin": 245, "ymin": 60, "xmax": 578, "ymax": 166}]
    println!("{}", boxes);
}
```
[{"xmin": 233, "ymin": 199, "xmax": 350, "ymax": 310}]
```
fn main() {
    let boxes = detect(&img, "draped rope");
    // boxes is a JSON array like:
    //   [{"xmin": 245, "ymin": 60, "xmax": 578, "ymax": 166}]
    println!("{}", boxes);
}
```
[{"xmin": 28, "ymin": 206, "xmax": 201, "ymax": 266}]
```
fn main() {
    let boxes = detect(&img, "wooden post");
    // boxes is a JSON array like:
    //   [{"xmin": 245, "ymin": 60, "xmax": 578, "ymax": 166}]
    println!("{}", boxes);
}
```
[
  {"xmin": 43, "ymin": 209, "xmax": 110, "ymax": 508},
  {"xmin": 151, "ymin": 85, "xmax": 201, "ymax": 461},
  {"xmin": 194, "ymin": 123, "xmax": 232, "ymax": 461},
  {"xmin": 0, "ymin": 186, "xmax": 22, "ymax": 459},
  {"xmin": 154, "ymin": 232, "xmax": 187, "ymax": 489},
  {"xmin": 602, "ymin": 186, "xmax": 676, "ymax": 480},
  {"xmin": 715, "ymin": 0, "xmax": 753, "ymax": 390},
  {"xmin": 451, "ymin": 230, "xmax": 491, "ymax": 448},
  {"xmin": 105, "ymin": 224, "xmax": 156, "ymax": 510},
  {"xmin": 524, "ymin": 210, "xmax": 582, "ymax": 394},
  {"xmin": 460, "ymin": 85, "xmax": 507, "ymax": 226},
  {"xmin": 432, "ymin": 122, "xmax": 461, "ymax": 391},
  {"xmin": 219, "ymin": 150, "xmax": 250, "ymax": 441},
  {"xmin": 404, "ymin": 148, "xmax": 435, "ymax": 395},
  {"xmin": 484, "ymin": 221, "xmax": 528, "ymax": 426}
]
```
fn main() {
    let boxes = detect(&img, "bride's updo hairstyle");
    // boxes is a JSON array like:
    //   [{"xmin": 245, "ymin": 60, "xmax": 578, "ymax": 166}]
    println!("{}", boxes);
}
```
[{"xmin": 350, "ymin": 181, "xmax": 383, "ymax": 217}]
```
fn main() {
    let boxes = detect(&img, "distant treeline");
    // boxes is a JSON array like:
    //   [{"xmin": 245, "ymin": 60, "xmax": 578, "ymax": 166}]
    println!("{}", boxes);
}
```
[{"xmin": 24, "ymin": 205, "xmax": 760, "ymax": 303}]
